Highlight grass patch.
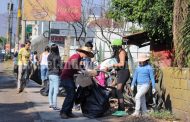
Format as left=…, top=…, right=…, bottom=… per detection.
left=149, top=110, right=176, bottom=121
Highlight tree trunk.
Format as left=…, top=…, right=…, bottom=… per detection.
left=173, top=0, right=189, bottom=67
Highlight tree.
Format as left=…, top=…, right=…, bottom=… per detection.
left=173, top=0, right=190, bottom=67
left=107, top=0, right=174, bottom=48
left=179, top=12, right=190, bottom=67
left=0, top=36, right=6, bottom=48
left=69, top=0, right=128, bottom=61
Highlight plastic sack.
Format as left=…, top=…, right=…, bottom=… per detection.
left=40, top=86, right=49, bottom=96
left=40, top=80, right=49, bottom=96
left=79, top=84, right=111, bottom=118
left=99, top=58, right=118, bottom=70
left=75, top=74, right=93, bottom=87
left=29, top=64, right=42, bottom=85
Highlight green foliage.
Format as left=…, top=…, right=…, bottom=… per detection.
left=128, top=24, right=143, bottom=33
left=108, top=0, right=174, bottom=42
left=177, top=12, right=190, bottom=67
left=0, top=36, right=7, bottom=44
left=150, top=110, right=176, bottom=121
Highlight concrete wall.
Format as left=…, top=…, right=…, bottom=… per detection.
left=162, top=68, right=190, bottom=121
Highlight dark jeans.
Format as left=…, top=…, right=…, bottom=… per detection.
left=60, top=78, right=76, bottom=114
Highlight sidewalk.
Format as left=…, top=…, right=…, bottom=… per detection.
left=0, top=60, right=129, bottom=122
left=25, top=80, right=100, bottom=122
left=0, top=60, right=176, bottom=122
left=1, top=60, right=100, bottom=122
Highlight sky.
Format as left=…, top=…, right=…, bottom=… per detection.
left=0, top=0, right=105, bottom=14
left=0, top=0, right=109, bottom=37
left=0, top=0, right=18, bottom=37
left=0, top=0, right=18, bottom=14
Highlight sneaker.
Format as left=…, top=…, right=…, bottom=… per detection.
left=60, top=112, right=68, bottom=119
left=132, top=112, right=140, bottom=116
left=49, top=105, right=54, bottom=109
left=53, top=107, right=60, bottom=111
left=112, top=111, right=128, bottom=117
left=112, top=111, right=120, bottom=116
left=141, top=112, right=149, bottom=117
left=17, top=89, right=22, bottom=94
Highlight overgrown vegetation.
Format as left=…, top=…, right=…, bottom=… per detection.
left=172, top=0, right=190, bottom=67
left=0, top=36, right=6, bottom=45
left=149, top=110, right=176, bottom=121
left=107, top=0, right=174, bottom=43
left=175, top=8, right=190, bottom=67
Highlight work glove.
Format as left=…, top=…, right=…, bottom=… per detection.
left=152, top=88, right=156, bottom=94
left=131, top=86, right=134, bottom=91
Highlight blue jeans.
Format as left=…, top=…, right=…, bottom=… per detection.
left=60, top=78, right=76, bottom=113
left=48, top=75, right=60, bottom=107
left=41, top=65, right=48, bottom=81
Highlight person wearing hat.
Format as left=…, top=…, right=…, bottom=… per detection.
left=59, top=46, right=94, bottom=119
left=108, top=39, right=130, bottom=116
left=130, top=53, right=156, bottom=116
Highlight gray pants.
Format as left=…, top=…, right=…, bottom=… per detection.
left=135, top=84, right=150, bottom=114
left=17, top=65, right=28, bottom=91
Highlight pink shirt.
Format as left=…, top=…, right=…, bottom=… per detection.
left=61, top=53, right=82, bottom=79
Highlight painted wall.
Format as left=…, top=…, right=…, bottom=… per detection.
left=162, top=68, right=190, bottom=121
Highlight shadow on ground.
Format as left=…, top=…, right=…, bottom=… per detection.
left=0, top=102, right=40, bottom=122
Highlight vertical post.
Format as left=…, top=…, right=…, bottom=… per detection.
left=7, top=3, right=11, bottom=54
left=21, top=20, right=26, bottom=44
left=64, top=23, right=71, bottom=61
left=10, top=3, right=14, bottom=53
left=7, top=2, right=14, bottom=54
left=48, top=21, right=51, bottom=44
left=16, top=0, right=22, bottom=49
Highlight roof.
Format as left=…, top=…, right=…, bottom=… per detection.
left=88, top=18, right=123, bottom=28
left=123, top=32, right=150, bottom=47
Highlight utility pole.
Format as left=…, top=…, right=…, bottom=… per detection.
left=21, top=20, right=26, bottom=44
left=16, top=0, right=22, bottom=50
left=7, top=1, right=14, bottom=54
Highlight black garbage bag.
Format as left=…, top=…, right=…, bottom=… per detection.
left=40, top=80, right=67, bottom=97
left=79, top=84, right=111, bottom=118
left=29, top=64, right=42, bottom=85
left=40, top=86, right=49, bottom=96
left=40, top=80, right=49, bottom=96
left=75, top=86, right=91, bottom=104
left=58, top=87, right=67, bottom=97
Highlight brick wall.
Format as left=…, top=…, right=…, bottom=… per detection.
left=162, top=68, right=190, bottom=121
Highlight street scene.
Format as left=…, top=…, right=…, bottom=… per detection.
left=0, top=0, right=190, bottom=122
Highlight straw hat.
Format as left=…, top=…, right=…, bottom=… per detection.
left=137, top=54, right=149, bottom=62
left=76, top=46, right=94, bottom=58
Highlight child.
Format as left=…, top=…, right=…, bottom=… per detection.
left=32, top=51, right=39, bottom=65
left=131, top=53, right=156, bottom=116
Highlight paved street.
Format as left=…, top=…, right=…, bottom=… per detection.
left=0, top=70, right=40, bottom=121
left=0, top=61, right=127, bottom=122
left=0, top=61, right=99, bottom=122
left=0, top=61, right=170, bottom=122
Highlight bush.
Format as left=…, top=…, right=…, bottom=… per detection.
left=4, top=54, right=12, bottom=61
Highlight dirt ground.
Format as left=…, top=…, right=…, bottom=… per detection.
left=97, top=99, right=179, bottom=122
